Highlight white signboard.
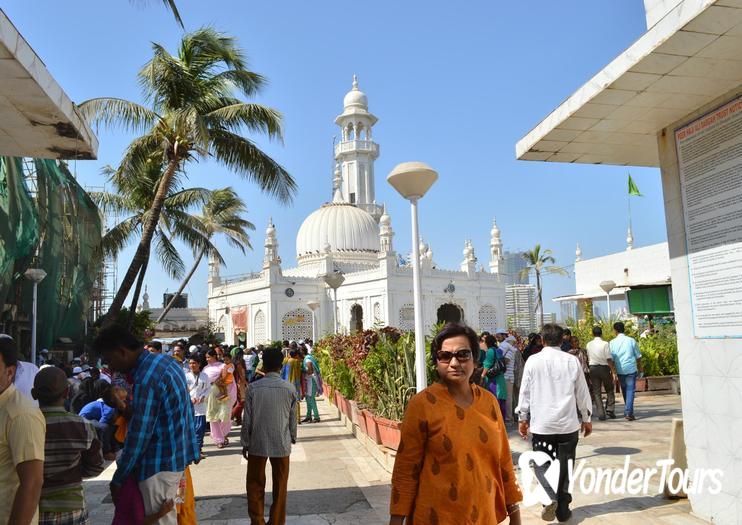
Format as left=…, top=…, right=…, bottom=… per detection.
left=676, top=96, right=742, bottom=338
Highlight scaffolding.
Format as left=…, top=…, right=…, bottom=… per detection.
left=85, top=184, right=117, bottom=322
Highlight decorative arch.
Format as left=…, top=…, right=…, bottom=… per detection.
left=373, top=302, right=382, bottom=325
left=350, top=304, right=364, bottom=333
left=437, top=303, right=463, bottom=325
left=398, top=303, right=415, bottom=331
left=281, top=308, right=312, bottom=341
left=478, top=304, right=497, bottom=333
left=253, top=310, right=266, bottom=344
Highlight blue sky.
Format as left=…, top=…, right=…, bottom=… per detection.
left=4, top=1, right=666, bottom=314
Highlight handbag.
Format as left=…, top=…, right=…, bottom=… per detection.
left=486, top=353, right=507, bottom=379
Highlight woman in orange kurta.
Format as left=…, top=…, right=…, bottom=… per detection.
left=390, top=323, right=523, bottom=525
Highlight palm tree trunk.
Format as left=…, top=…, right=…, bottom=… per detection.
left=104, top=158, right=179, bottom=325
left=157, top=246, right=206, bottom=323
left=127, top=250, right=150, bottom=328
left=536, top=270, right=544, bottom=329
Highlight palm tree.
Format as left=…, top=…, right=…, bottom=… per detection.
left=518, top=245, right=568, bottom=329
left=132, top=0, right=184, bottom=28
left=80, top=28, right=296, bottom=323
left=90, top=163, right=215, bottom=322
left=157, top=188, right=253, bottom=323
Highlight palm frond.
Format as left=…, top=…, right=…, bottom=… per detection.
left=77, top=98, right=159, bottom=133
left=131, top=0, right=184, bottom=28
left=89, top=191, right=136, bottom=216
left=207, top=103, right=283, bottom=141
left=209, top=129, right=296, bottom=204
left=154, top=232, right=186, bottom=279
left=210, top=69, right=266, bottom=98
left=164, top=187, right=212, bottom=211
left=100, top=216, right=141, bottom=257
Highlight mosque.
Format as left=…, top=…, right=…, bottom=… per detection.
left=207, top=77, right=509, bottom=345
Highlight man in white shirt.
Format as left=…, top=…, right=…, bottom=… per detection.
left=586, top=326, right=616, bottom=420
left=517, top=323, right=592, bottom=523
left=495, top=328, right=516, bottom=423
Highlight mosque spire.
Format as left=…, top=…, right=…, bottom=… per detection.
left=489, top=217, right=503, bottom=275
left=263, top=217, right=280, bottom=268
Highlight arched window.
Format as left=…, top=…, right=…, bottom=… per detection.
left=281, top=308, right=312, bottom=341
left=350, top=304, right=364, bottom=333
left=478, top=304, right=497, bottom=333
left=253, top=310, right=266, bottom=344
left=398, top=304, right=415, bottom=331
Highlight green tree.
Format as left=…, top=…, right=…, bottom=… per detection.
left=518, top=244, right=568, bottom=329
left=80, top=28, right=296, bottom=324
left=157, top=188, right=253, bottom=322
left=90, top=163, right=215, bottom=323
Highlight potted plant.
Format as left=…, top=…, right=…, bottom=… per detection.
left=363, top=408, right=382, bottom=444
left=373, top=413, right=402, bottom=450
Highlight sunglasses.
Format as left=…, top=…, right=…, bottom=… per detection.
left=436, top=349, right=473, bottom=363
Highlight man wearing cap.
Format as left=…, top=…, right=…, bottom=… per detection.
left=32, top=367, right=104, bottom=525
left=495, top=328, right=516, bottom=423
left=0, top=334, right=46, bottom=525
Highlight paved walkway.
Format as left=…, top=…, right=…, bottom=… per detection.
left=83, top=394, right=709, bottom=524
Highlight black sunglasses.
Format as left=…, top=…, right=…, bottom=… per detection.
left=436, top=349, right=473, bottom=363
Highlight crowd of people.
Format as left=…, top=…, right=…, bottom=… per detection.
left=0, top=328, right=321, bottom=525
left=0, top=319, right=643, bottom=525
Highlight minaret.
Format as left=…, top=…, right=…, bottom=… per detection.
left=263, top=218, right=281, bottom=269
left=207, top=252, right=220, bottom=295
left=489, top=218, right=503, bottom=274
left=379, top=205, right=394, bottom=255
left=461, top=240, right=477, bottom=275
left=626, top=226, right=634, bottom=250
left=575, top=243, right=582, bottom=262
left=334, top=75, right=381, bottom=220
left=142, top=285, right=150, bottom=310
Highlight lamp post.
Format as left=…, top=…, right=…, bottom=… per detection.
left=600, top=280, right=616, bottom=320
left=322, top=271, right=345, bottom=333
left=24, top=268, right=47, bottom=366
left=306, top=300, right=320, bottom=341
left=387, top=161, right=438, bottom=392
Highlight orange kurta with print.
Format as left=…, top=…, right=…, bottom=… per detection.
left=391, top=382, right=522, bottom=524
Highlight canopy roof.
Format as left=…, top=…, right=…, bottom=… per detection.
left=516, top=0, right=742, bottom=167
left=0, top=10, right=97, bottom=159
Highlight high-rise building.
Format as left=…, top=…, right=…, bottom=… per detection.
left=502, top=251, right=529, bottom=285
left=506, top=284, right=537, bottom=334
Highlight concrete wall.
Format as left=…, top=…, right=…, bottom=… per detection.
left=643, top=0, right=684, bottom=29
left=657, top=85, right=742, bottom=524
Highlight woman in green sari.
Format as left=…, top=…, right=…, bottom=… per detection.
left=480, top=333, right=507, bottom=417
left=301, top=347, right=323, bottom=423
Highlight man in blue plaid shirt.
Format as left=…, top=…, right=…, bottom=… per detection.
left=94, top=325, right=198, bottom=525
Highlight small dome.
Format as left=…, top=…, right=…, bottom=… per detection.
left=343, top=75, right=368, bottom=109
left=296, top=201, right=379, bottom=257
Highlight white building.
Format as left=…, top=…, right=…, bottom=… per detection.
left=505, top=284, right=537, bottom=333
left=208, top=78, right=509, bottom=345
left=555, top=241, right=672, bottom=320
left=518, top=1, right=742, bottom=521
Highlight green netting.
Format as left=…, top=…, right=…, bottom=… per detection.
left=1, top=157, right=102, bottom=350
left=0, top=157, right=39, bottom=309
left=27, top=159, right=102, bottom=349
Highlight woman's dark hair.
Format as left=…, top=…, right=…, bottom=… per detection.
left=541, top=323, right=564, bottom=346
left=430, top=323, right=480, bottom=365
left=206, top=349, right=218, bottom=359
left=481, top=334, right=497, bottom=349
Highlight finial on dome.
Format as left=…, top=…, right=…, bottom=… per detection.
left=352, top=74, right=359, bottom=90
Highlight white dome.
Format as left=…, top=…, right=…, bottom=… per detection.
left=296, top=201, right=379, bottom=257
left=343, top=75, right=368, bottom=109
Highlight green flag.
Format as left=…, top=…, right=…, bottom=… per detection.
left=628, top=174, right=642, bottom=196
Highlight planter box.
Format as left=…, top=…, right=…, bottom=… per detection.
left=373, top=414, right=402, bottom=450
left=363, top=409, right=382, bottom=444
left=348, top=400, right=361, bottom=426
left=323, top=383, right=330, bottom=399
left=355, top=405, right=369, bottom=435
left=646, top=375, right=680, bottom=394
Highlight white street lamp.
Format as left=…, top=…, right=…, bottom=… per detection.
left=600, top=280, right=616, bottom=320
left=306, top=300, right=320, bottom=341
left=24, top=268, right=47, bottom=366
left=387, top=161, right=438, bottom=393
left=322, top=271, right=345, bottom=333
